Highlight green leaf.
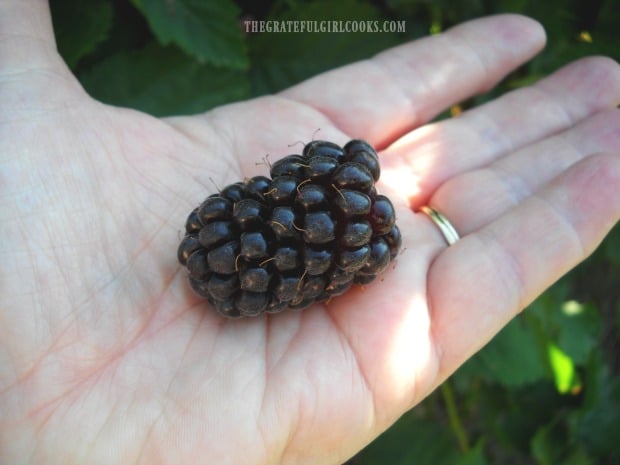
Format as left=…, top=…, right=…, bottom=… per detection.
left=354, top=411, right=461, bottom=465
left=462, top=316, right=549, bottom=387
left=532, top=419, right=591, bottom=465
left=577, top=373, right=620, bottom=461
left=547, top=343, right=579, bottom=394
left=248, top=0, right=402, bottom=95
left=456, top=440, right=488, bottom=465
left=555, top=301, right=600, bottom=365
left=50, top=0, right=114, bottom=69
left=131, top=0, right=248, bottom=69
left=528, top=290, right=601, bottom=367
left=78, top=43, right=249, bottom=116
left=603, top=225, right=620, bottom=267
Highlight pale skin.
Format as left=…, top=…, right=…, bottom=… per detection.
left=1, top=2, right=619, bottom=464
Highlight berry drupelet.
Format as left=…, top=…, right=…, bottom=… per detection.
left=178, top=139, right=402, bottom=318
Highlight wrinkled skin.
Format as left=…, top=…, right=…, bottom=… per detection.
left=1, top=3, right=619, bottom=464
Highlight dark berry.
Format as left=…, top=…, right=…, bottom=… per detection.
left=304, top=156, right=339, bottom=183
left=235, top=291, right=268, bottom=316
left=207, top=241, right=239, bottom=274
left=333, top=189, right=371, bottom=218
left=343, top=139, right=375, bottom=155
left=332, top=163, right=374, bottom=193
left=273, top=246, right=300, bottom=271
left=240, top=231, right=269, bottom=260
left=267, top=176, right=298, bottom=204
left=185, top=208, right=202, bottom=233
left=220, top=182, right=246, bottom=203
left=199, top=221, right=236, bottom=248
left=233, top=198, right=265, bottom=230
left=245, top=176, right=272, bottom=200
left=189, top=276, right=211, bottom=298
left=178, top=234, right=201, bottom=265
left=303, top=140, right=345, bottom=162
left=288, top=296, right=315, bottom=310
left=186, top=249, right=211, bottom=279
left=214, top=298, right=242, bottom=318
left=266, top=297, right=289, bottom=314
left=303, top=211, right=335, bottom=244
left=326, top=267, right=354, bottom=286
left=273, top=273, right=301, bottom=301
left=368, top=195, right=396, bottom=235
left=343, top=139, right=380, bottom=181
left=270, top=154, right=307, bottom=179
left=208, top=273, right=239, bottom=299
left=357, top=237, right=391, bottom=276
left=337, top=245, right=371, bottom=272
left=269, top=206, right=298, bottom=240
left=349, top=151, right=380, bottom=182
left=300, top=275, right=327, bottom=299
left=239, top=267, right=272, bottom=293
left=303, top=247, right=332, bottom=275
left=323, top=280, right=353, bottom=298
left=384, top=225, right=402, bottom=259
left=198, top=196, right=232, bottom=223
left=340, top=220, right=372, bottom=248
left=353, top=274, right=376, bottom=285
left=296, top=184, right=328, bottom=212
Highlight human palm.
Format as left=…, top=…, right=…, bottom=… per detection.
left=2, top=3, right=620, bottom=465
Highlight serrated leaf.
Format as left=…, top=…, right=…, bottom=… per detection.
left=248, top=0, right=402, bottom=95
left=50, top=0, right=114, bottom=69
left=132, top=0, right=248, bottom=69
left=78, top=43, right=249, bottom=116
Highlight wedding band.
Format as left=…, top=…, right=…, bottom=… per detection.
left=419, top=206, right=460, bottom=245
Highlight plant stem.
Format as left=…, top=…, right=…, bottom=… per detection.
left=440, top=380, right=470, bottom=453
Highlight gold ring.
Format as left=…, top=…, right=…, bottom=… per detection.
left=419, top=206, right=460, bottom=246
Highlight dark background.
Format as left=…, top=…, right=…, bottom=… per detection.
left=49, top=1, right=620, bottom=463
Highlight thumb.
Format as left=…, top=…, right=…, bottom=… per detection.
left=0, top=0, right=81, bottom=104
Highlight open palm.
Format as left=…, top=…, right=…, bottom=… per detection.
left=2, top=3, right=620, bottom=464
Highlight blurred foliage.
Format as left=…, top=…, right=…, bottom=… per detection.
left=49, top=0, right=619, bottom=463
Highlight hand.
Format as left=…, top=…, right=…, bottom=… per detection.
left=1, top=2, right=619, bottom=464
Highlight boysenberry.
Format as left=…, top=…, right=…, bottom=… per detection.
left=178, top=139, right=401, bottom=317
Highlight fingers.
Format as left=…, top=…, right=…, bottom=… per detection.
left=429, top=152, right=620, bottom=380
left=381, top=57, right=620, bottom=205
left=0, top=0, right=60, bottom=74
left=431, top=108, right=620, bottom=235
left=281, top=14, right=545, bottom=148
